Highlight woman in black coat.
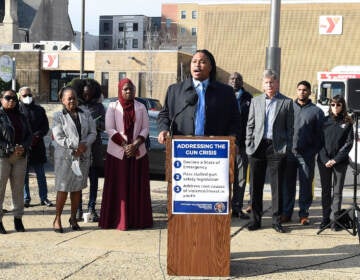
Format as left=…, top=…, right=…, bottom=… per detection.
left=318, top=95, right=354, bottom=230
left=71, top=78, right=105, bottom=221
left=0, top=90, right=32, bottom=234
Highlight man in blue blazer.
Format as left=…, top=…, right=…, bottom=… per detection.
left=157, top=49, right=240, bottom=142
left=246, top=69, right=293, bottom=233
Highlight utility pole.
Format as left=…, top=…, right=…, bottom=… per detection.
left=146, top=19, right=154, bottom=97
left=80, top=0, right=85, bottom=79
left=265, top=0, right=281, bottom=77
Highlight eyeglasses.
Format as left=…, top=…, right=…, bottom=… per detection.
left=22, top=94, right=32, bottom=98
left=331, top=103, right=342, bottom=107
left=3, top=95, right=17, bottom=101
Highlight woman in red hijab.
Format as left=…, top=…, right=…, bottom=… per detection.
left=99, top=78, right=153, bottom=230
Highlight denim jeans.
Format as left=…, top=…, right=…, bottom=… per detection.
left=88, top=166, right=99, bottom=209
left=24, top=163, right=48, bottom=202
left=282, top=154, right=315, bottom=219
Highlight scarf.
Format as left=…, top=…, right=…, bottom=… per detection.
left=118, top=78, right=135, bottom=141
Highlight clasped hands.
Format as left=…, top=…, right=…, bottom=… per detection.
left=325, top=159, right=336, bottom=168
left=14, top=144, right=24, bottom=157
left=73, top=143, right=87, bottom=157
left=122, top=139, right=141, bottom=158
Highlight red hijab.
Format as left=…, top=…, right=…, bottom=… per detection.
left=118, top=78, right=135, bottom=140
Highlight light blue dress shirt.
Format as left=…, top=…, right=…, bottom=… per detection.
left=263, top=92, right=278, bottom=140
left=193, top=78, right=209, bottom=136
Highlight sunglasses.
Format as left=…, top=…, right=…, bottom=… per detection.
left=22, top=94, right=32, bottom=98
left=331, top=103, right=342, bottom=107
left=3, top=95, right=17, bottom=101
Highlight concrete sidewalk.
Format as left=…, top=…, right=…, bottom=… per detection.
left=1, top=172, right=360, bottom=279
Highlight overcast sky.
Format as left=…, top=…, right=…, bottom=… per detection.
left=68, top=0, right=210, bottom=35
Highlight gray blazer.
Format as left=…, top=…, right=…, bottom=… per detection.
left=246, top=92, right=293, bottom=155
left=52, top=108, right=97, bottom=192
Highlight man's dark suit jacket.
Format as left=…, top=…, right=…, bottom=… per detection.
left=157, top=78, right=241, bottom=140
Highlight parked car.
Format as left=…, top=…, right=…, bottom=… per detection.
left=48, top=99, right=165, bottom=178
left=102, top=97, right=162, bottom=111
left=136, top=97, right=162, bottom=111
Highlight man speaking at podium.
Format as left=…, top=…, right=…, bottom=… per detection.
left=157, top=49, right=240, bottom=142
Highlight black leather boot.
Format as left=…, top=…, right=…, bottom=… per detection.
left=0, top=222, right=7, bottom=234
left=14, top=217, right=25, bottom=232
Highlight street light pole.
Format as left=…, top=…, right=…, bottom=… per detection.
left=80, top=0, right=85, bottom=79
left=265, top=0, right=281, bottom=77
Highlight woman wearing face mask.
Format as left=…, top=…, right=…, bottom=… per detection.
left=318, top=95, right=354, bottom=231
left=18, top=86, right=53, bottom=208
left=0, top=89, right=32, bottom=234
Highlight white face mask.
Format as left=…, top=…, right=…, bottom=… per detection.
left=22, top=96, right=32, bottom=104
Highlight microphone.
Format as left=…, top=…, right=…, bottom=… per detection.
left=169, top=93, right=198, bottom=137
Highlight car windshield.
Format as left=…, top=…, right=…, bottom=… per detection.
left=319, top=82, right=345, bottom=105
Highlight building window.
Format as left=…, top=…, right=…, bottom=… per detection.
left=166, top=18, right=171, bottom=28
left=181, top=10, right=186, bottom=19
left=104, top=22, right=110, bottom=32
left=102, top=22, right=112, bottom=34
left=133, top=22, right=138, bottom=31
left=191, top=27, right=197, bottom=36
left=118, top=39, right=124, bottom=49
left=50, top=72, right=93, bottom=101
left=103, top=38, right=110, bottom=49
left=180, top=27, right=186, bottom=34
left=101, top=72, right=109, bottom=98
left=119, top=72, right=126, bottom=81
left=192, top=11, right=197, bottom=19
left=132, top=39, right=138, bottom=48
left=119, top=22, right=124, bottom=32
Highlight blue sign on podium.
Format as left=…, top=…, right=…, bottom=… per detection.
left=171, top=139, right=230, bottom=214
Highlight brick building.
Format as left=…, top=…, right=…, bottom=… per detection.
left=196, top=0, right=360, bottom=98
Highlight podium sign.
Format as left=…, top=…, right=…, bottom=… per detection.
left=167, top=136, right=234, bottom=277
left=172, top=139, right=229, bottom=214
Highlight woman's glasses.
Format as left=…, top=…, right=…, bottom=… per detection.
left=3, top=95, right=17, bottom=101
left=22, top=94, right=32, bottom=98
left=331, top=103, right=342, bottom=107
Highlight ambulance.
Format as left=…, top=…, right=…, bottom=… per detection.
left=316, top=65, right=360, bottom=115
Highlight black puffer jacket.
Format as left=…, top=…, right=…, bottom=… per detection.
left=19, top=102, right=49, bottom=164
left=0, top=107, right=32, bottom=158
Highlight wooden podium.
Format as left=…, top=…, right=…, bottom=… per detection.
left=166, top=136, right=235, bottom=276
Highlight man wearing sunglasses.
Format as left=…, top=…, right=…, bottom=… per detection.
left=19, top=87, right=53, bottom=208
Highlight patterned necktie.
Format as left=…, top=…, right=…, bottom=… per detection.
left=195, top=82, right=205, bottom=136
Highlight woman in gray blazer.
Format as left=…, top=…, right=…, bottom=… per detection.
left=52, top=86, right=96, bottom=233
